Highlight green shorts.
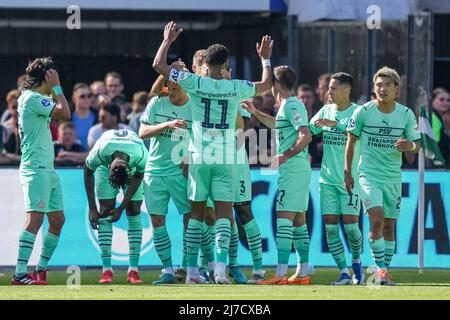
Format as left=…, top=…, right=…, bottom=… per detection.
left=234, top=164, right=252, bottom=203
left=320, top=183, right=361, bottom=216
left=359, top=176, right=401, bottom=219
left=95, top=166, right=144, bottom=201
left=19, top=169, right=64, bottom=213
left=276, top=168, right=311, bottom=213
left=144, top=173, right=191, bottom=215
left=188, top=163, right=236, bottom=202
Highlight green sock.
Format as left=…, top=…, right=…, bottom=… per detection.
left=37, top=232, right=60, bottom=271
left=344, top=223, right=362, bottom=260
left=15, top=230, right=36, bottom=276
left=182, top=230, right=187, bottom=269
left=215, top=218, right=231, bottom=264
left=325, top=224, right=346, bottom=270
left=369, top=237, right=386, bottom=269
left=276, top=218, right=293, bottom=265
left=293, top=224, right=310, bottom=264
left=200, top=222, right=214, bottom=268
left=153, top=225, right=172, bottom=269
left=228, top=222, right=239, bottom=267
left=186, top=219, right=203, bottom=267
left=98, top=218, right=113, bottom=270
left=127, top=215, right=142, bottom=270
left=384, top=240, right=396, bottom=268
left=242, top=219, right=263, bottom=272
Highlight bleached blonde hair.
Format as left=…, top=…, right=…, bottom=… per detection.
left=373, top=66, right=400, bottom=86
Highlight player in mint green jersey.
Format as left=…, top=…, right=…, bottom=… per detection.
left=140, top=75, right=212, bottom=284
left=84, top=129, right=148, bottom=284
left=345, top=66, right=421, bottom=285
left=242, top=66, right=312, bottom=285
left=12, top=57, right=71, bottom=285
left=153, top=21, right=273, bottom=284
left=309, top=72, right=364, bottom=285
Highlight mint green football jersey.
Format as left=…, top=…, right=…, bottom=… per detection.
left=85, top=129, right=148, bottom=173
left=168, top=68, right=256, bottom=163
left=140, top=96, right=192, bottom=176
left=309, top=103, right=360, bottom=185
left=275, top=96, right=310, bottom=171
left=18, top=90, right=57, bottom=171
left=347, top=100, right=421, bottom=183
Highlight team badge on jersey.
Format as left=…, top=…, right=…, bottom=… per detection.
left=41, top=99, right=51, bottom=107
left=169, top=68, right=188, bottom=83
left=348, top=118, right=355, bottom=128
left=38, top=201, right=46, bottom=209
left=294, top=113, right=302, bottom=123
left=244, top=80, right=254, bottom=87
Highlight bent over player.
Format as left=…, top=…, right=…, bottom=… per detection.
left=84, top=129, right=148, bottom=284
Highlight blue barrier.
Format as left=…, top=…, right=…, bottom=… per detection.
left=47, top=168, right=450, bottom=268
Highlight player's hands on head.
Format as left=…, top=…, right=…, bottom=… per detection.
left=314, top=118, right=337, bottom=128
left=164, top=21, right=183, bottom=42
left=344, top=171, right=354, bottom=194
left=240, top=99, right=257, bottom=114
left=45, top=69, right=61, bottom=88
left=89, top=208, right=100, bottom=230
left=256, top=35, right=274, bottom=60
left=395, top=138, right=413, bottom=152
left=167, top=119, right=188, bottom=129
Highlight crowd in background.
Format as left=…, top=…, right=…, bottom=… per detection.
left=1, top=71, right=450, bottom=167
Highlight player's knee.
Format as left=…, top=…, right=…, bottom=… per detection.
left=49, top=215, right=65, bottom=230
left=150, top=215, right=165, bottom=228
left=234, top=202, right=253, bottom=224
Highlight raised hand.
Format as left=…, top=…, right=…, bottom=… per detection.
left=256, top=35, right=274, bottom=60
left=45, top=69, right=61, bottom=88
left=240, top=99, right=257, bottom=114
left=164, top=21, right=183, bottom=43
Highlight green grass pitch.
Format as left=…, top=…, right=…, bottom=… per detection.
left=0, top=268, right=449, bottom=300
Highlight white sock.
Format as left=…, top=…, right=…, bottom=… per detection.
left=253, top=269, right=265, bottom=276
left=352, top=258, right=361, bottom=264
left=103, top=267, right=113, bottom=273
left=276, top=264, right=288, bottom=277
left=187, top=267, right=199, bottom=277
left=128, top=267, right=138, bottom=273
left=162, top=267, right=175, bottom=275
left=299, top=263, right=309, bottom=277
left=341, top=267, right=350, bottom=275
left=215, top=262, right=226, bottom=275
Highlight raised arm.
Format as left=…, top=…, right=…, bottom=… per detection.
left=253, top=35, right=274, bottom=95
left=46, top=69, right=71, bottom=121
left=153, top=21, right=183, bottom=79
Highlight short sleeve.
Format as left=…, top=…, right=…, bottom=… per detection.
left=309, top=106, right=325, bottom=135
left=405, top=109, right=421, bottom=141
left=168, top=68, right=198, bottom=92
left=85, top=140, right=103, bottom=171
left=285, top=101, right=308, bottom=131
left=236, top=80, right=256, bottom=99
left=135, top=144, right=148, bottom=173
left=140, top=97, right=158, bottom=125
left=347, top=106, right=364, bottom=137
left=29, top=95, right=56, bottom=117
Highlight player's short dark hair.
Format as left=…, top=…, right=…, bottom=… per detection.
left=273, top=66, right=296, bottom=91
left=109, top=159, right=132, bottom=189
left=23, top=57, right=57, bottom=90
left=330, top=72, right=354, bottom=89
left=101, top=103, right=121, bottom=121
left=205, top=44, right=229, bottom=66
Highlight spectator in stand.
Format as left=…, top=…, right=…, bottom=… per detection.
left=431, top=87, right=450, bottom=164
left=90, top=80, right=110, bottom=112
left=71, top=83, right=97, bottom=150
left=297, top=83, right=321, bottom=119
left=1, top=89, right=20, bottom=127
left=127, top=91, right=148, bottom=132
left=16, top=74, right=27, bottom=91
left=2, top=92, right=21, bottom=163
left=54, top=121, right=87, bottom=165
left=87, top=103, right=132, bottom=149
left=317, top=73, right=331, bottom=105
left=105, top=72, right=130, bottom=123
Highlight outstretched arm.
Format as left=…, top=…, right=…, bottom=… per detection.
left=241, top=99, right=275, bottom=129
left=153, top=21, right=183, bottom=78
